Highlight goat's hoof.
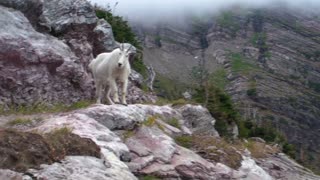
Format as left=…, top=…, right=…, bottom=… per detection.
left=122, top=103, right=128, bottom=106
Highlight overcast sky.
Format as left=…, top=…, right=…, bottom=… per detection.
left=89, top=0, right=320, bottom=22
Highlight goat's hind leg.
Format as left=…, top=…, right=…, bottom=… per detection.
left=105, top=85, right=114, bottom=105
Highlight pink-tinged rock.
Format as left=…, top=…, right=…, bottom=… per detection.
left=0, top=169, right=24, bottom=180
left=257, top=153, right=320, bottom=180
left=27, top=156, right=137, bottom=180
left=126, top=126, right=176, bottom=163
left=0, top=5, right=93, bottom=107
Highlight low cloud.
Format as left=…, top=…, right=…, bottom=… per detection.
left=89, top=0, right=320, bottom=23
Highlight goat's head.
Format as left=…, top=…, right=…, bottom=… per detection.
left=117, top=44, right=132, bottom=68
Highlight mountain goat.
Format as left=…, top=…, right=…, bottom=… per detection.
left=89, top=44, right=134, bottom=105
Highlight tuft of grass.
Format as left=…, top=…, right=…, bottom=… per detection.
left=0, top=100, right=93, bottom=115
left=167, top=118, right=181, bottom=129
left=171, top=99, right=188, bottom=107
left=192, top=136, right=245, bottom=169
left=6, top=118, right=32, bottom=126
left=143, top=116, right=157, bottom=127
left=245, top=140, right=280, bottom=159
left=50, top=127, right=72, bottom=136
left=139, top=175, right=161, bottom=180
left=174, top=135, right=193, bottom=148
left=123, top=130, right=135, bottom=140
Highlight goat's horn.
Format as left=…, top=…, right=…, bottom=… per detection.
left=126, top=45, right=133, bottom=53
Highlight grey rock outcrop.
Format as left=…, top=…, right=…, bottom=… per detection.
left=39, top=0, right=97, bottom=33
left=0, top=0, right=153, bottom=108
left=0, top=5, right=92, bottom=107
left=93, top=19, right=117, bottom=53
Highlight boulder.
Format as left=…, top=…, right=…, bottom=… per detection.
left=177, top=104, right=219, bottom=137
left=39, top=0, right=97, bottom=33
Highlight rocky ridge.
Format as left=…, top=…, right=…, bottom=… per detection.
left=1, top=103, right=319, bottom=180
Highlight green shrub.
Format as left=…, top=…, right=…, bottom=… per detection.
left=283, top=142, right=296, bottom=159
left=247, top=88, right=257, bottom=96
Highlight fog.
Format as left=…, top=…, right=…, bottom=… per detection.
left=89, top=0, right=320, bottom=23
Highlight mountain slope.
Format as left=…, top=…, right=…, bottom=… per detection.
left=133, top=7, right=320, bottom=173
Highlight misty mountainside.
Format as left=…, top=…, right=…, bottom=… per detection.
left=132, top=7, right=320, bottom=173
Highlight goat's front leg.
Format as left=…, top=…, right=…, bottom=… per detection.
left=120, top=79, right=128, bottom=105
left=96, top=82, right=103, bottom=104
left=110, top=80, right=120, bottom=104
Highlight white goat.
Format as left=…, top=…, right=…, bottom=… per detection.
left=89, top=44, right=133, bottom=105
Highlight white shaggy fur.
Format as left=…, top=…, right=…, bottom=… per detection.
left=89, top=45, right=132, bottom=105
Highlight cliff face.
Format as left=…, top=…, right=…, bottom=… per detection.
left=0, top=0, right=155, bottom=108
left=133, top=7, right=320, bottom=172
